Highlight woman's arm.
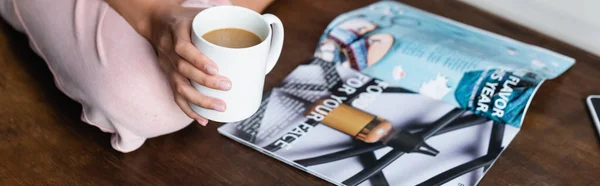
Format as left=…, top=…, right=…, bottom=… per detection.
left=104, top=0, right=276, bottom=39
left=104, top=0, right=181, bottom=39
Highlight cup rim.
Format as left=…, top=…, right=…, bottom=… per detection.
left=191, top=5, right=271, bottom=51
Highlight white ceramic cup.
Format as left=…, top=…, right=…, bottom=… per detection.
left=190, top=6, right=284, bottom=122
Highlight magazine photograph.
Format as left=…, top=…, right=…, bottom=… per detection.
left=219, top=59, right=519, bottom=186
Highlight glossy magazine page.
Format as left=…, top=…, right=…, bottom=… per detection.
left=219, top=58, right=520, bottom=186
left=313, top=1, right=574, bottom=128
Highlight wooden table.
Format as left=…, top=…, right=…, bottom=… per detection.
left=1, top=0, right=599, bottom=185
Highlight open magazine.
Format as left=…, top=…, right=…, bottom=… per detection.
left=218, top=1, right=575, bottom=186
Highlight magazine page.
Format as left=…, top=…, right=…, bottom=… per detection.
left=313, top=1, right=575, bottom=128
left=219, top=58, right=519, bottom=186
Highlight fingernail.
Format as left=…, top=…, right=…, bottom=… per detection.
left=205, top=66, right=218, bottom=75
left=212, top=103, right=226, bottom=112
left=218, top=81, right=232, bottom=90
left=197, top=119, right=208, bottom=126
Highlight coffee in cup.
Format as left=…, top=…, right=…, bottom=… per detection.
left=202, top=28, right=262, bottom=48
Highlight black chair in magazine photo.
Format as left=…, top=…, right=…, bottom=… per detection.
left=276, top=59, right=507, bottom=186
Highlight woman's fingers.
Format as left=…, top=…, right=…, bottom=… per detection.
left=172, top=20, right=219, bottom=76
left=170, top=20, right=231, bottom=91
left=159, top=55, right=222, bottom=126
left=171, top=71, right=227, bottom=113
left=174, top=58, right=231, bottom=91
left=159, top=56, right=208, bottom=125
left=174, top=94, right=208, bottom=126
left=175, top=42, right=219, bottom=75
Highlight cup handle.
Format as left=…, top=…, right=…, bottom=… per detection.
left=261, top=14, right=284, bottom=75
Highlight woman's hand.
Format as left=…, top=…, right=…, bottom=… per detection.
left=104, top=0, right=278, bottom=125
left=146, top=4, right=231, bottom=125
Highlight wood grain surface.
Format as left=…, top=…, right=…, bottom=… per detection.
left=1, top=0, right=599, bottom=185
